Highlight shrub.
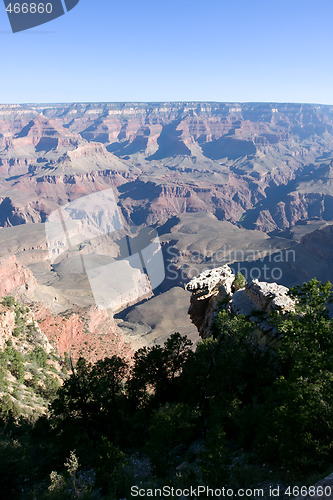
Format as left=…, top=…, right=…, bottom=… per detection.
left=232, top=272, right=247, bottom=291
left=30, top=347, right=48, bottom=369
left=40, top=375, right=60, bottom=400
left=9, top=358, right=25, bottom=382
left=2, top=296, right=15, bottom=308
left=12, top=327, right=21, bottom=338
left=199, top=426, right=230, bottom=486
left=95, top=437, right=126, bottom=496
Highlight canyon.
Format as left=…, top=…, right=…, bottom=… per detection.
left=0, top=102, right=333, bottom=359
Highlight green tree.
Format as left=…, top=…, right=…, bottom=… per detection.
left=51, top=357, right=97, bottom=444
left=289, top=278, right=332, bottom=320
left=90, top=356, right=128, bottom=440
left=164, top=332, right=193, bottom=384
left=91, top=356, right=128, bottom=409
left=146, top=403, right=199, bottom=476
left=257, top=279, right=333, bottom=471
left=127, top=333, right=193, bottom=408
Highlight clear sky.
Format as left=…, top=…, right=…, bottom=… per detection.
left=1, top=0, right=333, bottom=104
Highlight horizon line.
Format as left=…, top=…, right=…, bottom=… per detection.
left=1, top=100, right=333, bottom=107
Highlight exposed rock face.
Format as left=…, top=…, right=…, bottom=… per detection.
left=2, top=102, right=333, bottom=232
left=231, top=280, right=295, bottom=316
left=0, top=253, right=135, bottom=362
left=0, top=255, right=36, bottom=297
left=186, top=265, right=234, bottom=297
left=186, top=266, right=234, bottom=337
left=0, top=302, right=53, bottom=353
left=300, top=224, right=333, bottom=260
left=0, top=165, right=134, bottom=227
left=33, top=305, right=134, bottom=363
left=186, top=265, right=295, bottom=338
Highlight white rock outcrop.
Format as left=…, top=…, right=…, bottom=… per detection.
left=186, top=265, right=295, bottom=338
left=185, top=265, right=235, bottom=337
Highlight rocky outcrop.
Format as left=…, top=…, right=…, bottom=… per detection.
left=33, top=305, right=134, bottom=363
left=0, top=255, right=36, bottom=297
left=231, top=279, right=295, bottom=315
left=186, top=265, right=295, bottom=338
left=0, top=302, right=53, bottom=353
left=230, top=279, right=295, bottom=332
left=186, top=266, right=234, bottom=338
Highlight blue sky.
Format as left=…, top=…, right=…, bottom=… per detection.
left=1, top=0, right=333, bottom=104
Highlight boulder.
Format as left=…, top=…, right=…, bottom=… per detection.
left=230, top=279, right=295, bottom=316
left=186, top=266, right=295, bottom=338
left=185, top=265, right=235, bottom=338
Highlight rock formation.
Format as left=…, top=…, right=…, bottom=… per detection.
left=1, top=102, right=333, bottom=232
left=0, top=301, right=52, bottom=353
left=186, top=266, right=234, bottom=338
left=0, top=255, right=36, bottom=297
left=186, top=265, right=295, bottom=338
left=33, top=305, right=134, bottom=363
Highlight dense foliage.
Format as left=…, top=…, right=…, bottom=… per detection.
left=1, top=279, right=333, bottom=498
